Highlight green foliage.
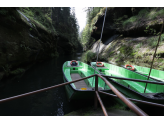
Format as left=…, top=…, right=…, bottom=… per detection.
left=18, top=7, right=79, bottom=52
left=20, top=7, right=52, bottom=30
left=81, top=24, right=92, bottom=47
left=10, top=68, right=25, bottom=75
left=119, top=45, right=134, bottom=57
left=122, top=16, right=138, bottom=27
left=144, top=25, right=159, bottom=35
left=108, top=51, right=115, bottom=57
left=136, top=42, right=143, bottom=48
left=122, top=8, right=164, bottom=28
left=0, top=8, right=8, bottom=15
left=2, top=64, right=11, bottom=76
left=147, top=8, right=164, bottom=20
left=81, top=7, right=105, bottom=50
left=144, top=23, right=164, bottom=48
left=86, top=50, right=96, bottom=62
left=146, top=37, right=158, bottom=48
left=81, top=50, right=96, bottom=63
left=114, top=15, right=128, bottom=27
left=161, top=34, right=164, bottom=41
left=51, top=51, right=59, bottom=58
left=123, top=8, right=149, bottom=27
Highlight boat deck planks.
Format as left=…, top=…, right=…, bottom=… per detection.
left=71, top=73, right=103, bottom=90
left=71, top=73, right=88, bottom=89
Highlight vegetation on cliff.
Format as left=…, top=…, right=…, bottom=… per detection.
left=0, top=7, right=79, bottom=80
left=81, top=7, right=164, bottom=71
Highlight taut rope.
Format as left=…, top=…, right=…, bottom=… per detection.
left=92, top=7, right=107, bottom=86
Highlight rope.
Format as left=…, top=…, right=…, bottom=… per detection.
left=144, top=19, right=164, bottom=93
left=92, top=7, right=108, bottom=86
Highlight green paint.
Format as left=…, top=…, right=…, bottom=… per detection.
left=134, top=65, right=164, bottom=82
left=91, top=62, right=164, bottom=93
left=63, top=61, right=111, bottom=100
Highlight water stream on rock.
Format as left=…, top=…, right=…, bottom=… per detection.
left=91, top=34, right=119, bottom=53
left=17, top=10, right=37, bottom=40
left=17, top=10, right=33, bottom=27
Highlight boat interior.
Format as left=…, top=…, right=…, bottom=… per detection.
left=63, top=61, right=110, bottom=90
left=91, top=62, right=164, bottom=94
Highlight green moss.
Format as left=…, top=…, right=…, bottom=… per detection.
left=122, top=8, right=164, bottom=28
left=108, top=51, right=115, bottom=57
left=81, top=50, right=96, bottom=63
left=0, top=9, right=8, bottom=15
left=51, top=51, right=59, bottom=58
left=146, top=36, right=158, bottom=48
left=119, top=45, right=135, bottom=58
left=10, top=68, right=25, bottom=75
left=136, top=42, right=143, bottom=48
left=2, top=64, right=11, bottom=76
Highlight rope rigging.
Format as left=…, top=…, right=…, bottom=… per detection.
left=92, top=7, right=107, bottom=86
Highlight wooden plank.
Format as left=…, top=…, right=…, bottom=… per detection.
left=71, top=73, right=103, bottom=90
left=71, top=73, right=88, bottom=89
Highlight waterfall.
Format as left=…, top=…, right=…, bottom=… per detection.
left=91, top=34, right=119, bottom=53
left=17, top=10, right=33, bottom=28
left=17, top=9, right=39, bottom=40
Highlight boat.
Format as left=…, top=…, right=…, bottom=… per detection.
left=91, top=62, right=164, bottom=104
left=62, top=60, right=112, bottom=101
left=122, top=65, right=164, bottom=82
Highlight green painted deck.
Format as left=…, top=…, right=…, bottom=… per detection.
left=63, top=61, right=112, bottom=100
left=91, top=62, right=164, bottom=94
left=63, top=61, right=111, bottom=90
left=133, top=65, right=164, bottom=82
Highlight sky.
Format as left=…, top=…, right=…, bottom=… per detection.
left=74, top=7, right=87, bottom=33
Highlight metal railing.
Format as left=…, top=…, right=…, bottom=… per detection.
left=95, top=75, right=148, bottom=116
left=0, top=74, right=157, bottom=116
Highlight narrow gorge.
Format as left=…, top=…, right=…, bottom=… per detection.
left=0, top=7, right=81, bottom=81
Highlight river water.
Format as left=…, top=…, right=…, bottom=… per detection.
left=1, top=52, right=162, bottom=116
left=0, top=53, right=82, bottom=116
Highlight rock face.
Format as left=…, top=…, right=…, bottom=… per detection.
left=82, top=7, right=164, bottom=70
left=91, top=7, right=132, bottom=40
left=91, top=7, right=164, bottom=40
left=0, top=7, right=79, bottom=80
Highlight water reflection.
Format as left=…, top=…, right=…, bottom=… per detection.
left=0, top=53, right=81, bottom=116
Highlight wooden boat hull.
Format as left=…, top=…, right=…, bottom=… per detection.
left=62, top=61, right=112, bottom=101
left=91, top=62, right=164, bottom=104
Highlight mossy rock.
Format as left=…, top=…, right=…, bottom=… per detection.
left=10, top=68, right=25, bottom=75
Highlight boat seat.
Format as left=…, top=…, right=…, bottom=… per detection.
left=83, top=87, right=103, bottom=90
left=110, top=74, right=152, bottom=93
left=136, top=71, right=149, bottom=76
left=81, top=71, right=97, bottom=85
left=150, top=76, right=164, bottom=82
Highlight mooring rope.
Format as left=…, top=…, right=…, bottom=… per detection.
left=92, top=7, right=108, bottom=86
left=144, top=19, right=164, bottom=93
